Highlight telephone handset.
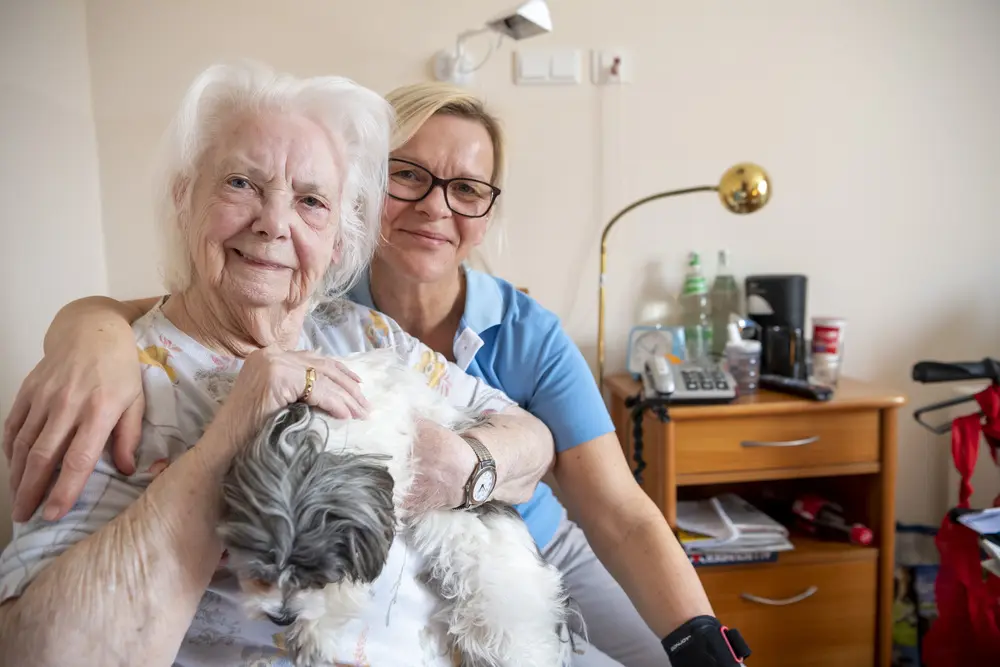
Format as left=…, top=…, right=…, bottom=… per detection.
left=642, top=356, right=676, bottom=397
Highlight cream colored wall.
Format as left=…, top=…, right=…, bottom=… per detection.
left=0, top=0, right=996, bottom=544
left=85, top=0, right=1000, bottom=526
left=0, top=0, right=108, bottom=544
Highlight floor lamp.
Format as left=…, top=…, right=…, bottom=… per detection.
left=597, top=163, right=773, bottom=389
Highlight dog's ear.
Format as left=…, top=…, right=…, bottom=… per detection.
left=267, top=402, right=327, bottom=457
left=219, top=402, right=395, bottom=590
left=290, top=452, right=396, bottom=587
left=218, top=403, right=342, bottom=577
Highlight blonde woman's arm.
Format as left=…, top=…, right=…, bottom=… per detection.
left=505, top=315, right=714, bottom=639
left=340, top=306, right=555, bottom=514
left=553, top=434, right=715, bottom=638
left=4, top=295, right=159, bottom=521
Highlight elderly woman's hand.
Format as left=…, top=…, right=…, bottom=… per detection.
left=402, top=419, right=478, bottom=513
left=211, top=346, right=371, bottom=451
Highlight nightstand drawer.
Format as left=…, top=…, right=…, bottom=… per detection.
left=700, top=558, right=878, bottom=667
left=674, top=409, right=880, bottom=475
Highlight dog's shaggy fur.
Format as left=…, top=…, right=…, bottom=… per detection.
left=218, top=348, right=574, bottom=666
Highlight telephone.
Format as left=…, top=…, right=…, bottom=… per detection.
left=642, top=356, right=737, bottom=405
left=627, top=324, right=736, bottom=405
left=627, top=356, right=736, bottom=484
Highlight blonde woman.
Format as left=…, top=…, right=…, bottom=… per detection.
left=6, top=82, right=723, bottom=666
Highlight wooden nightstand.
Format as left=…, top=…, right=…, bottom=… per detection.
left=604, top=374, right=906, bottom=667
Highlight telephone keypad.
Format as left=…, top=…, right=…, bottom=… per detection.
left=672, top=364, right=737, bottom=404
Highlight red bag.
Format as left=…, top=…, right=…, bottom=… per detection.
left=922, top=385, right=1000, bottom=666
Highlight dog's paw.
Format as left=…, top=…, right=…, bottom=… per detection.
left=284, top=623, right=333, bottom=667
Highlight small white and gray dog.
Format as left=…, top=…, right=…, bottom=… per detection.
left=217, top=348, right=575, bottom=667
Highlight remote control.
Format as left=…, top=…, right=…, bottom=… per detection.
left=759, top=374, right=834, bottom=401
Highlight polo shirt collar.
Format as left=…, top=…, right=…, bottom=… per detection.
left=459, top=263, right=504, bottom=335
left=348, top=264, right=504, bottom=370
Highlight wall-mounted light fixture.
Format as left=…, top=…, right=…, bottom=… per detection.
left=433, top=0, right=553, bottom=85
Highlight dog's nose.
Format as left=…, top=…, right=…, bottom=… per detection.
left=266, top=611, right=296, bottom=627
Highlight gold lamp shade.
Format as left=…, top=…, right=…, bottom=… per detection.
left=717, top=162, right=771, bottom=214
left=596, top=162, right=772, bottom=389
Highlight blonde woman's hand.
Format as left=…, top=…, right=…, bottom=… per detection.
left=4, top=338, right=144, bottom=522
left=210, top=347, right=371, bottom=455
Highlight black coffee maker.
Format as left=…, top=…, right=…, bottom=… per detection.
left=744, top=274, right=808, bottom=380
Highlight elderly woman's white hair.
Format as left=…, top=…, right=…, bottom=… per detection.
left=154, top=61, right=393, bottom=300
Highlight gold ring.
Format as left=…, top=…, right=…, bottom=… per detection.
left=302, top=367, right=316, bottom=402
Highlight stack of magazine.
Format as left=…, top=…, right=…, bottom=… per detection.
left=676, top=493, right=795, bottom=567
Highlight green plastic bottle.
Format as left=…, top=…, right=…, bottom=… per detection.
left=679, top=251, right=713, bottom=362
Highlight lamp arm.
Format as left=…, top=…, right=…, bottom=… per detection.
left=443, top=27, right=498, bottom=78
left=597, top=185, right=717, bottom=389
left=599, top=186, right=717, bottom=250
left=454, top=27, right=491, bottom=56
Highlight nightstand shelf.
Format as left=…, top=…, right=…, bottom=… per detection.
left=676, top=461, right=882, bottom=486
left=604, top=374, right=905, bottom=667
left=707, top=533, right=879, bottom=570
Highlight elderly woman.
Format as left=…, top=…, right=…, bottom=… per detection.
left=4, top=85, right=725, bottom=665
left=0, top=64, right=558, bottom=667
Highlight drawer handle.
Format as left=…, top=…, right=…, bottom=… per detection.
left=740, top=435, right=820, bottom=448
left=740, top=586, right=818, bottom=606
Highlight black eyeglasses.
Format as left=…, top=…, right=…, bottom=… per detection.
left=387, top=158, right=501, bottom=219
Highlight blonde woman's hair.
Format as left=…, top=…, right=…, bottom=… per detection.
left=384, top=82, right=506, bottom=191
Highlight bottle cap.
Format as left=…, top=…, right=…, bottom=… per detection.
left=727, top=322, right=742, bottom=345
left=725, top=322, right=761, bottom=353
left=850, top=525, right=874, bottom=546
left=717, top=249, right=730, bottom=269
left=681, top=252, right=708, bottom=296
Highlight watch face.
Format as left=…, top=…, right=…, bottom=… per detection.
left=472, top=469, right=497, bottom=503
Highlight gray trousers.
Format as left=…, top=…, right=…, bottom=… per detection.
left=542, top=512, right=670, bottom=667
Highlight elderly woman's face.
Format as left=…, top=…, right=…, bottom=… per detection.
left=380, top=114, right=493, bottom=283
left=185, top=111, right=342, bottom=309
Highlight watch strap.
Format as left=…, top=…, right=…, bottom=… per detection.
left=458, top=434, right=496, bottom=509
left=463, top=434, right=494, bottom=465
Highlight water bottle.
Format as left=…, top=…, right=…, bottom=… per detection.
left=679, top=252, right=712, bottom=363
left=709, top=250, right=743, bottom=358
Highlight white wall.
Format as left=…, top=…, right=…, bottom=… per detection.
left=83, top=0, right=1000, bottom=526
left=0, top=0, right=108, bottom=544
left=0, top=1, right=996, bottom=542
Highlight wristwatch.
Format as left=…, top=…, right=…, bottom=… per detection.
left=458, top=434, right=497, bottom=509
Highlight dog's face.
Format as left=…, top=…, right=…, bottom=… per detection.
left=218, top=402, right=396, bottom=626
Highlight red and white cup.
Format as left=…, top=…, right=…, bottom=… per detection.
left=810, top=317, right=846, bottom=386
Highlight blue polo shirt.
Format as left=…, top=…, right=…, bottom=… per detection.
left=347, top=266, right=616, bottom=548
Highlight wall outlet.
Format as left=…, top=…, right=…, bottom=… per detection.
left=591, top=49, right=633, bottom=84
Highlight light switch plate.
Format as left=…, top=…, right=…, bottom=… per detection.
left=549, top=49, right=582, bottom=83
left=514, top=48, right=582, bottom=85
